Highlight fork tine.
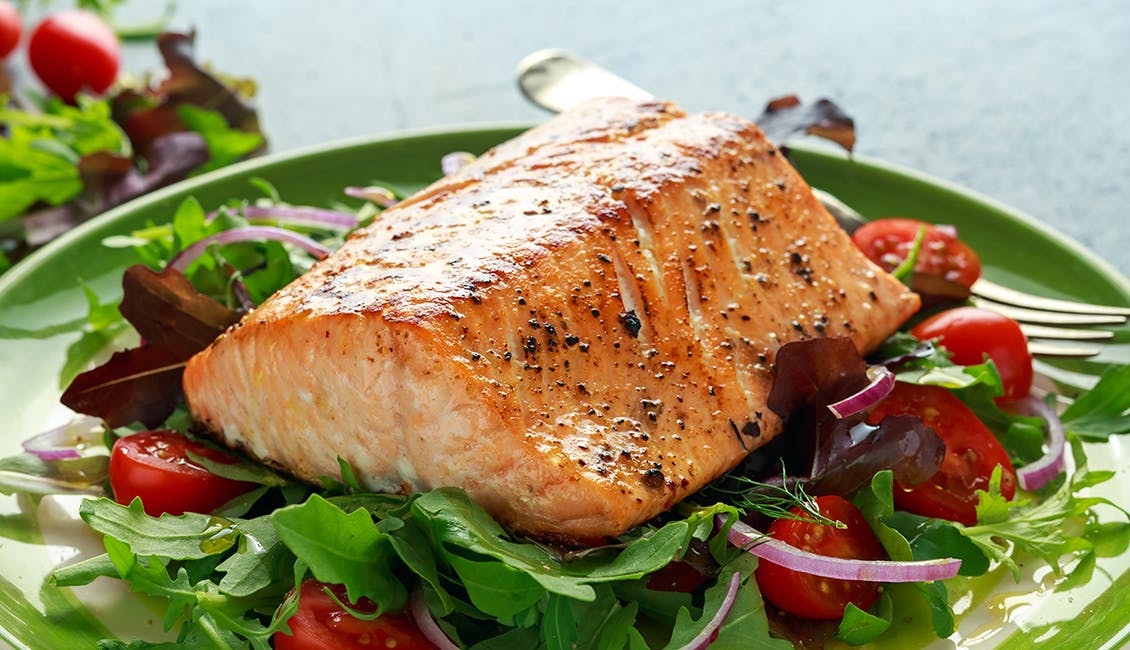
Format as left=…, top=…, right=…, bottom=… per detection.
left=1019, top=323, right=1115, bottom=341
left=1027, top=341, right=1103, bottom=358
left=972, top=298, right=1127, bottom=326
left=972, top=279, right=1130, bottom=317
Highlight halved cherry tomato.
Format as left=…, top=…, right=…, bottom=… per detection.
left=273, top=581, right=434, bottom=650
left=868, top=383, right=1016, bottom=526
left=912, top=306, right=1033, bottom=401
left=0, top=1, right=20, bottom=60
left=109, top=430, right=255, bottom=516
left=27, top=9, right=120, bottom=102
left=754, top=495, right=886, bottom=620
left=852, top=218, right=982, bottom=288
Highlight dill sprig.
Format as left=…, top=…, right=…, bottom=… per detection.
left=705, top=471, right=845, bottom=529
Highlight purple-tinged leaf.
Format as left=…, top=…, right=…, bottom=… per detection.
left=61, top=265, right=240, bottom=427
left=761, top=338, right=944, bottom=498
left=754, top=95, right=856, bottom=152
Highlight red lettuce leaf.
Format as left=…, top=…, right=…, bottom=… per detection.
left=754, top=95, right=856, bottom=152
left=60, top=345, right=189, bottom=429
left=119, top=265, right=241, bottom=355
left=61, top=265, right=240, bottom=427
left=82, top=131, right=210, bottom=209
left=759, top=337, right=944, bottom=497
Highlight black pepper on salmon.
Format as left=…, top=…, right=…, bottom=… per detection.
left=183, top=97, right=919, bottom=542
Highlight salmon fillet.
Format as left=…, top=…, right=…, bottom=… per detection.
left=183, top=97, right=919, bottom=541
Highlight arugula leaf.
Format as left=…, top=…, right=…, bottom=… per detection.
left=884, top=511, right=988, bottom=577
left=612, top=578, right=694, bottom=623
left=914, top=580, right=954, bottom=639
left=873, top=333, right=989, bottom=390
left=1061, top=364, right=1130, bottom=440
left=591, top=599, right=640, bottom=650
left=448, top=554, right=545, bottom=619
left=375, top=511, right=451, bottom=613
left=542, top=593, right=579, bottom=650
left=854, top=472, right=959, bottom=638
left=51, top=553, right=119, bottom=587
left=412, top=488, right=713, bottom=606
left=60, top=286, right=129, bottom=389
left=103, top=535, right=199, bottom=631
left=469, top=628, right=541, bottom=649
left=185, top=450, right=288, bottom=488
left=961, top=438, right=1127, bottom=579
left=411, top=488, right=596, bottom=602
left=665, top=554, right=789, bottom=649
left=835, top=594, right=892, bottom=645
left=214, top=516, right=294, bottom=599
left=853, top=471, right=914, bottom=561
left=270, top=493, right=408, bottom=610
left=80, top=498, right=233, bottom=560
left=559, top=585, right=635, bottom=649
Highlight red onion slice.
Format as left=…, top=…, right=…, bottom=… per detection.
left=22, top=416, right=104, bottom=460
left=209, top=205, right=358, bottom=229
left=676, top=571, right=741, bottom=650
left=1012, top=396, right=1067, bottom=491
left=722, top=516, right=960, bottom=582
left=344, top=185, right=399, bottom=207
left=828, top=366, right=896, bottom=419
left=168, top=226, right=331, bottom=273
left=441, top=151, right=476, bottom=177
left=410, top=585, right=460, bottom=650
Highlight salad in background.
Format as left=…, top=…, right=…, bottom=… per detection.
left=0, top=0, right=265, bottom=273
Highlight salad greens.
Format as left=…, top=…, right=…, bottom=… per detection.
left=0, top=30, right=264, bottom=268
left=3, top=175, right=1130, bottom=649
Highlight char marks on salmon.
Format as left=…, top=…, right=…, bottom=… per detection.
left=183, top=97, right=919, bottom=541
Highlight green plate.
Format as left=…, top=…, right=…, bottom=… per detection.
left=1, top=127, right=1128, bottom=649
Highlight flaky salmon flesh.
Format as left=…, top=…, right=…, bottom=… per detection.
left=183, top=97, right=919, bottom=542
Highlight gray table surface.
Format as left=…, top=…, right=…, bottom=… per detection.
left=104, top=0, right=1130, bottom=277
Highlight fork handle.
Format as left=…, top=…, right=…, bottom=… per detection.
left=517, top=49, right=653, bottom=113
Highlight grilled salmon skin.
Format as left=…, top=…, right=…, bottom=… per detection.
left=183, top=97, right=919, bottom=541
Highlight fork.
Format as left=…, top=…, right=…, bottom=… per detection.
left=516, top=49, right=1130, bottom=358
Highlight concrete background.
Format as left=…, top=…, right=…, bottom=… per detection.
left=22, top=0, right=1130, bottom=273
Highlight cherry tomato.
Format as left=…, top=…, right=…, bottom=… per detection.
left=754, top=495, right=886, bottom=620
left=852, top=218, right=982, bottom=288
left=109, top=430, right=255, bottom=517
left=274, top=581, right=435, bottom=650
left=912, top=306, right=1033, bottom=401
left=868, top=383, right=1016, bottom=526
left=0, top=1, right=20, bottom=60
left=27, top=9, right=120, bottom=102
